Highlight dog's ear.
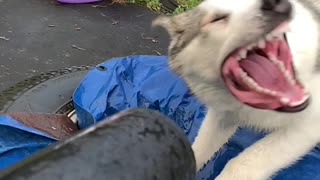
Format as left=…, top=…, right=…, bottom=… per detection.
left=152, top=15, right=185, bottom=38
left=152, top=16, right=171, bottom=29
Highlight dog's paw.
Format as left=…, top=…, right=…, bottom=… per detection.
left=215, top=159, right=268, bottom=180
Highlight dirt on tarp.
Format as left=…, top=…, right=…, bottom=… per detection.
left=0, top=0, right=169, bottom=91
left=7, top=112, right=79, bottom=140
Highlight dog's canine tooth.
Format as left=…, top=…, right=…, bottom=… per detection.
left=258, top=39, right=266, bottom=48
left=240, top=49, right=247, bottom=59
left=280, top=24, right=291, bottom=33
left=235, top=56, right=242, bottom=61
left=275, top=33, right=284, bottom=39
left=270, top=30, right=284, bottom=39
left=247, top=44, right=254, bottom=50
left=266, top=34, right=273, bottom=41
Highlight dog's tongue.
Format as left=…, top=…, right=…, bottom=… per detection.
left=223, top=48, right=306, bottom=110
left=240, top=54, right=291, bottom=93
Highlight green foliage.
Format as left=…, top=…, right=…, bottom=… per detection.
left=124, top=0, right=202, bottom=13
left=173, top=0, right=202, bottom=14
left=128, top=0, right=162, bottom=11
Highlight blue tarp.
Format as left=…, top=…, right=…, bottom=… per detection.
left=1, top=55, right=320, bottom=179
left=0, top=116, right=56, bottom=169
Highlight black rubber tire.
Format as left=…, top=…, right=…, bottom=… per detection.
left=0, top=66, right=92, bottom=114
left=0, top=109, right=196, bottom=180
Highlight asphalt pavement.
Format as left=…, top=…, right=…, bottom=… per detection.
left=0, top=0, right=169, bottom=91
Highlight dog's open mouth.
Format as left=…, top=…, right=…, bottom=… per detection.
left=222, top=23, right=309, bottom=112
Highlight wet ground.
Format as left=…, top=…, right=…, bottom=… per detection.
left=0, top=0, right=169, bottom=91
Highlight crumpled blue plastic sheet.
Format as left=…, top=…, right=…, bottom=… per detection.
left=1, top=55, right=320, bottom=180
left=0, top=115, right=56, bottom=169
left=73, top=55, right=320, bottom=180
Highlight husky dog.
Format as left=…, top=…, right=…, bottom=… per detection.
left=153, top=0, right=320, bottom=179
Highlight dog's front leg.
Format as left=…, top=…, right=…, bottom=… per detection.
left=216, top=123, right=319, bottom=180
left=192, top=108, right=238, bottom=171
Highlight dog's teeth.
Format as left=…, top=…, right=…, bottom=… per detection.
left=247, top=78, right=255, bottom=85
left=284, top=70, right=296, bottom=85
left=261, top=89, right=269, bottom=94
left=235, top=56, right=242, bottom=61
left=256, top=86, right=263, bottom=93
left=263, top=89, right=275, bottom=96
left=281, top=25, right=291, bottom=33
left=240, top=49, right=247, bottom=59
left=289, top=95, right=309, bottom=107
left=278, top=61, right=286, bottom=72
left=266, top=34, right=273, bottom=41
left=269, top=55, right=279, bottom=64
left=240, top=70, right=279, bottom=97
left=271, top=57, right=297, bottom=85
left=247, top=44, right=254, bottom=50
left=239, top=69, right=246, bottom=76
left=277, top=33, right=284, bottom=39
left=274, top=24, right=290, bottom=34
left=272, top=32, right=284, bottom=39
left=258, top=39, right=266, bottom=49
left=270, top=91, right=277, bottom=96
left=280, top=98, right=290, bottom=105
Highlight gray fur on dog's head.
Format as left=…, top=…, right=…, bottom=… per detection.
left=153, top=0, right=320, bottom=127
left=156, top=1, right=320, bottom=176
left=154, top=0, right=292, bottom=79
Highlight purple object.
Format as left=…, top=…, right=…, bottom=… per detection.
left=57, top=0, right=102, bottom=3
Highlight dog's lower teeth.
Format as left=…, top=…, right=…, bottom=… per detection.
left=256, top=87, right=263, bottom=92
left=280, top=98, right=290, bottom=105
left=239, top=68, right=279, bottom=97
left=270, top=55, right=278, bottom=62
left=270, top=91, right=277, bottom=96
left=289, top=96, right=308, bottom=107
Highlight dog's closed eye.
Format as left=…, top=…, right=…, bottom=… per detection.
left=201, top=14, right=229, bottom=31
left=210, top=14, right=229, bottom=23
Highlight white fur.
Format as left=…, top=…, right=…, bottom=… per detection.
left=287, top=1, right=319, bottom=82
left=193, top=1, right=320, bottom=179
left=155, top=0, right=320, bottom=179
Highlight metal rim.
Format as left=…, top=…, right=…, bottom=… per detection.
left=0, top=65, right=93, bottom=113
left=55, top=99, right=78, bottom=124
left=67, top=109, right=78, bottom=124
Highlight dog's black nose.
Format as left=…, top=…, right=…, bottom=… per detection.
left=261, top=0, right=292, bottom=15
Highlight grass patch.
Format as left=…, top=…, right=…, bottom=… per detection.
left=173, top=0, right=202, bottom=14
left=112, top=0, right=202, bottom=14
left=126, top=0, right=163, bottom=12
